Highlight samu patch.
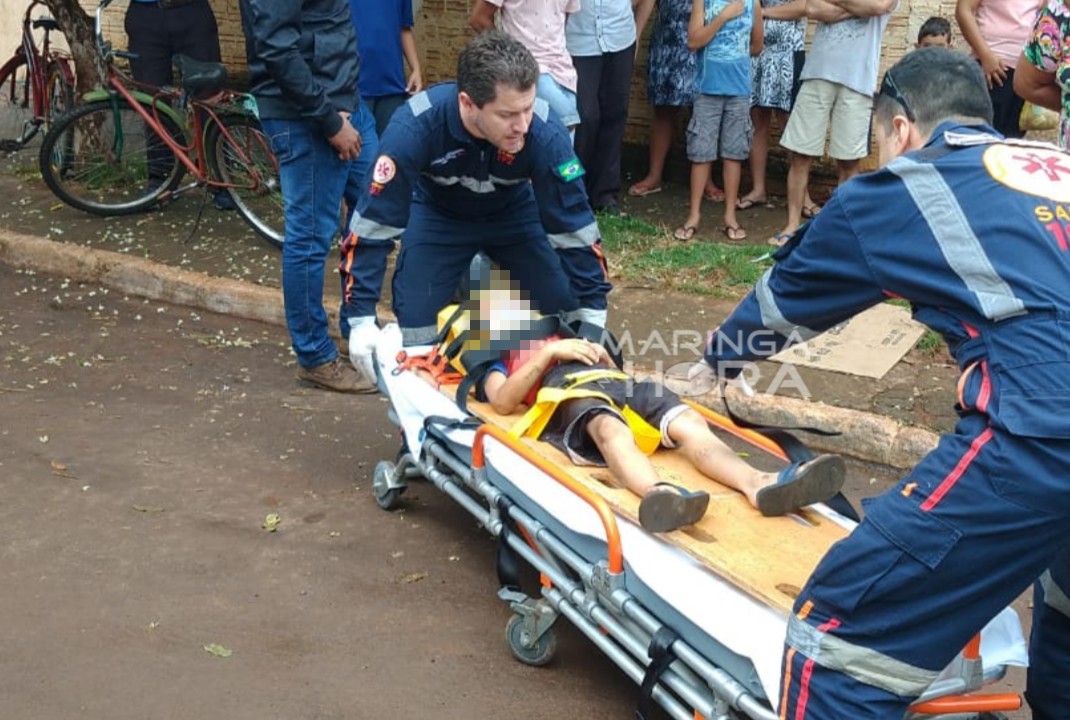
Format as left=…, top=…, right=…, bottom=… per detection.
left=372, top=156, right=397, bottom=184
left=556, top=157, right=585, bottom=182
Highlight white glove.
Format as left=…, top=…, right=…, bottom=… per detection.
left=348, top=317, right=380, bottom=384
left=564, top=307, right=608, bottom=328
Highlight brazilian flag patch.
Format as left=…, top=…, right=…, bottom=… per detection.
left=556, top=157, right=585, bottom=182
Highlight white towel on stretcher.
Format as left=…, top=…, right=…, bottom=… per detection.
left=375, top=324, right=1028, bottom=701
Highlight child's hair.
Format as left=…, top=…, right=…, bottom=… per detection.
left=917, top=17, right=952, bottom=44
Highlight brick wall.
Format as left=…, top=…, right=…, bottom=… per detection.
left=90, top=0, right=963, bottom=170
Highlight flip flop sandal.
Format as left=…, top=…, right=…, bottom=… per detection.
left=767, top=232, right=793, bottom=247
left=735, top=197, right=766, bottom=210
left=673, top=225, right=698, bottom=241
left=703, top=188, right=725, bottom=202
left=802, top=203, right=822, bottom=219
left=628, top=183, right=663, bottom=197
left=638, top=483, right=711, bottom=533
left=723, top=225, right=747, bottom=241
left=755, top=454, right=846, bottom=517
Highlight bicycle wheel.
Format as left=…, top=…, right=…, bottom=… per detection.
left=39, top=98, right=186, bottom=216
left=0, top=54, right=34, bottom=150
left=206, top=113, right=284, bottom=249
left=44, top=60, right=74, bottom=127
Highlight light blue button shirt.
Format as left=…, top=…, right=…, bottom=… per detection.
left=565, top=0, right=637, bottom=57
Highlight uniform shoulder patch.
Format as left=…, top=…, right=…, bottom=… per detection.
left=407, top=91, right=432, bottom=117
left=983, top=143, right=1070, bottom=203
left=372, top=156, right=397, bottom=184
left=555, top=157, right=585, bottom=182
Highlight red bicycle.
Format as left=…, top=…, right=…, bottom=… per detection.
left=0, top=0, right=75, bottom=151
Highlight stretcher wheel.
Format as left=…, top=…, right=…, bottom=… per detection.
left=373, top=460, right=405, bottom=511
left=505, top=614, right=557, bottom=667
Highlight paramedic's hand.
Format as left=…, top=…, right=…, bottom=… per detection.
left=546, top=338, right=609, bottom=366
left=719, top=1, right=745, bottom=21
left=329, top=112, right=362, bottom=161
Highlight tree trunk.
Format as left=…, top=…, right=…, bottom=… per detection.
left=43, top=0, right=103, bottom=95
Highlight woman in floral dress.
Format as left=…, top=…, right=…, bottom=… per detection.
left=629, top=0, right=724, bottom=201
left=737, top=0, right=818, bottom=217
left=1016, top=0, right=1070, bottom=149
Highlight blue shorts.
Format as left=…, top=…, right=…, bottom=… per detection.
left=537, top=73, right=580, bottom=128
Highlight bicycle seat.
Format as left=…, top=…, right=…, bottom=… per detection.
left=32, top=17, right=59, bottom=31
left=172, top=54, right=227, bottom=94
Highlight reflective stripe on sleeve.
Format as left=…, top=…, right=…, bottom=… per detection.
left=1041, top=570, right=1070, bottom=619
left=534, top=97, right=549, bottom=122
left=408, top=91, right=431, bottom=117
left=423, top=174, right=528, bottom=194
left=351, top=214, right=405, bottom=241
left=887, top=157, right=1026, bottom=322
left=547, top=221, right=600, bottom=249
left=755, top=270, right=820, bottom=341
left=786, top=614, right=940, bottom=697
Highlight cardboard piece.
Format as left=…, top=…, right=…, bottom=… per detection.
left=770, top=303, right=925, bottom=379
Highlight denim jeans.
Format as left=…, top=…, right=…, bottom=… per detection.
left=261, top=102, right=378, bottom=368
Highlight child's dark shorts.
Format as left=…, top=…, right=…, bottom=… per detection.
left=540, top=363, right=689, bottom=466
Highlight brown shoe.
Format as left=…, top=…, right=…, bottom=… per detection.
left=297, top=357, right=376, bottom=394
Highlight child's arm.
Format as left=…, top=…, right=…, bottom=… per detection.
left=634, top=0, right=657, bottom=40
left=688, top=0, right=746, bottom=51
left=400, top=27, right=423, bottom=93
left=469, top=0, right=498, bottom=32
left=483, top=339, right=610, bottom=415
left=750, top=0, right=764, bottom=55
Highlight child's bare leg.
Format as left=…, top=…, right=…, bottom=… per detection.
left=587, top=413, right=709, bottom=532
left=586, top=413, right=661, bottom=495
left=666, top=408, right=845, bottom=514
left=680, top=161, right=712, bottom=233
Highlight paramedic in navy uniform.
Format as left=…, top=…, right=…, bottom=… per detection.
left=701, top=48, right=1070, bottom=720
left=340, top=30, right=611, bottom=378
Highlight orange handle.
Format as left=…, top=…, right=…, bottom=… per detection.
left=909, top=693, right=1021, bottom=714
left=684, top=399, right=790, bottom=462
left=473, top=424, right=624, bottom=574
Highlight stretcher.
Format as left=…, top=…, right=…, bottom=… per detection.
left=371, top=324, right=1028, bottom=719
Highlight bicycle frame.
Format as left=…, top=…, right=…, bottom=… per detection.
left=3, top=0, right=73, bottom=127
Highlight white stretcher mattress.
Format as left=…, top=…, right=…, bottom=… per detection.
left=375, top=324, right=1028, bottom=702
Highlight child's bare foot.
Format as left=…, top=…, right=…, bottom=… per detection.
left=629, top=177, right=663, bottom=196
left=751, top=455, right=846, bottom=516
left=638, top=483, right=711, bottom=532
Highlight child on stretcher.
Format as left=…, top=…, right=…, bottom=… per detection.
left=480, top=332, right=847, bottom=534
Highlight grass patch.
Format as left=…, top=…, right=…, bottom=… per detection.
left=598, top=213, right=770, bottom=297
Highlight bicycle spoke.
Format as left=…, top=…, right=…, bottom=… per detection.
left=211, top=115, right=285, bottom=248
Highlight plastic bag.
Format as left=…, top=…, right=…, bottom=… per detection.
left=1020, top=101, right=1060, bottom=132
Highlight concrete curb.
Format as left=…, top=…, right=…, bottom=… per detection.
left=0, top=230, right=939, bottom=470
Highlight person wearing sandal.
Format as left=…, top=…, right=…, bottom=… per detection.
left=482, top=333, right=846, bottom=534
left=672, top=0, right=764, bottom=244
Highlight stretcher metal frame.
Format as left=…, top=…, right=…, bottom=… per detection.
left=372, top=396, right=1023, bottom=720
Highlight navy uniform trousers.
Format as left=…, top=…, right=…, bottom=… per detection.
left=779, top=407, right=1070, bottom=719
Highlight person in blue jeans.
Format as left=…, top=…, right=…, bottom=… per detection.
left=240, top=0, right=379, bottom=393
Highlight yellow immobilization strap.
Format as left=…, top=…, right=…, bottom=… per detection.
left=508, top=386, right=663, bottom=455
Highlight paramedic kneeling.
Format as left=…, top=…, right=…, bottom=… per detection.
left=341, top=30, right=611, bottom=380
left=701, top=47, right=1070, bottom=719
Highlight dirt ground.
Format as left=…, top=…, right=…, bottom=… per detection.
left=0, top=147, right=1029, bottom=717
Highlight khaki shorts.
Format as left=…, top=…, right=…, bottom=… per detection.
left=780, top=79, right=872, bottom=160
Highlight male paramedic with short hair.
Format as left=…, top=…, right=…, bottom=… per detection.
left=341, top=29, right=611, bottom=381
left=701, top=47, right=1070, bottom=719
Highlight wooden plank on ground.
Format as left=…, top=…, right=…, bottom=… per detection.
left=447, top=387, right=850, bottom=615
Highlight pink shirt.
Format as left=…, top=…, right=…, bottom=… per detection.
left=974, top=0, right=1044, bottom=68
left=488, top=0, right=580, bottom=91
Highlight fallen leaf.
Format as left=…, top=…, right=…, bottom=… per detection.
left=262, top=513, right=281, bottom=532
left=132, top=505, right=166, bottom=513
left=397, top=571, right=427, bottom=584
left=50, top=460, right=67, bottom=471
left=203, top=643, right=232, bottom=658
